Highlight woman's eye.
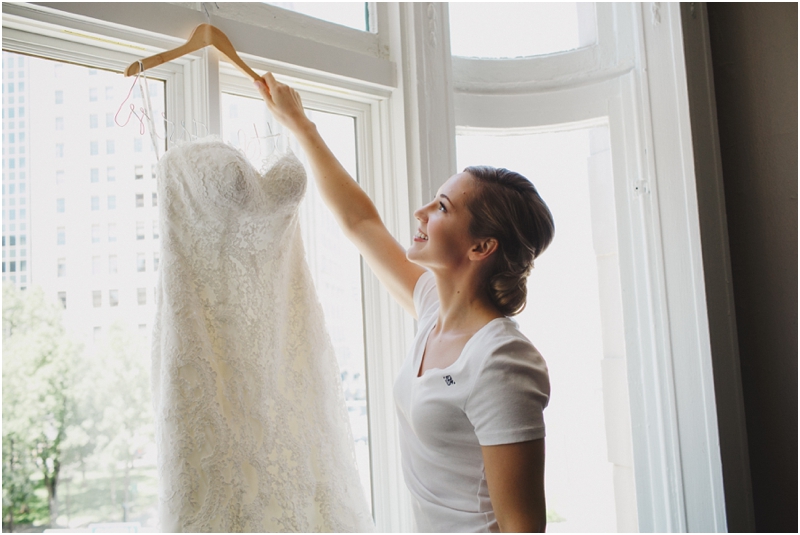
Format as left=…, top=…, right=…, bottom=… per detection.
left=438, top=202, right=447, bottom=212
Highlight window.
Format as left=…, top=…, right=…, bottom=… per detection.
left=56, top=143, right=64, bottom=157
left=19, top=235, right=26, bottom=246
left=92, top=256, right=101, bottom=275
left=109, top=254, right=117, bottom=274
left=109, top=289, right=118, bottom=307
left=107, top=167, right=115, bottom=181
left=106, top=112, right=113, bottom=127
left=55, top=90, right=63, bottom=104
left=58, top=291, right=66, bottom=308
left=136, top=253, right=146, bottom=272
left=56, top=198, right=65, bottom=213
left=136, top=193, right=144, bottom=207
left=153, top=252, right=159, bottom=271
left=90, top=114, right=98, bottom=128
left=8, top=108, right=15, bottom=118
left=265, top=2, right=370, bottom=31
left=9, top=209, right=15, bottom=220
left=93, top=326, right=101, bottom=342
left=57, top=227, right=65, bottom=246
left=91, top=196, right=100, bottom=211
left=19, top=260, right=26, bottom=272
left=9, top=235, right=16, bottom=246
left=106, top=140, right=114, bottom=154
left=9, top=261, right=16, bottom=272
left=107, top=195, right=116, bottom=210
left=151, top=164, right=157, bottom=179
left=90, top=168, right=99, bottom=183
left=91, top=224, right=100, bottom=243
left=90, top=141, right=98, bottom=155
left=134, top=137, right=143, bottom=152
left=136, top=221, right=145, bottom=240
left=152, top=220, right=159, bottom=239
left=58, top=170, right=66, bottom=185
left=135, top=165, right=144, bottom=180
left=105, top=86, right=113, bottom=100
left=93, top=290, right=102, bottom=307
left=137, top=287, right=147, bottom=305
left=108, top=223, right=117, bottom=242
left=55, top=116, right=64, bottom=130
left=449, top=3, right=586, bottom=58
left=89, top=87, right=97, bottom=101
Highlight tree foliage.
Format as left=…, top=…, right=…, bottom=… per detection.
left=3, top=283, right=83, bottom=528
left=3, top=283, right=157, bottom=529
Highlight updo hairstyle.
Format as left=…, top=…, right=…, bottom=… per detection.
left=463, top=166, right=555, bottom=316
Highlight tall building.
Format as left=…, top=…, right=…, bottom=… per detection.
left=2, top=51, right=31, bottom=290
left=3, top=51, right=165, bottom=348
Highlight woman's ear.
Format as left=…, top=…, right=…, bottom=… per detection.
left=470, top=237, right=498, bottom=261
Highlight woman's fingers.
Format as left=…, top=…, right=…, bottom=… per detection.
left=256, top=72, right=310, bottom=133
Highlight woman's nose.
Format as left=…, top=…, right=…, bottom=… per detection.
left=414, top=205, right=427, bottom=223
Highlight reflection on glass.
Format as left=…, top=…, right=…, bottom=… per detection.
left=456, top=128, right=622, bottom=532
left=449, top=2, right=581, bottom=58
left=2, top=51, right=165, bottom=529
left=221, top=93, right=372, bottom=509
left=265, top=2, right=370, bottom=32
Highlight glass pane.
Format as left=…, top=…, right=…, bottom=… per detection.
left=2, top=51, right=165, bottom=529
left=449, top=2, right=581, bottom=58
left=456, top=126, right=631, bottom=532
left=265, top=2, right=370, bottom=32
left=221, top=92, right=372, bottom=509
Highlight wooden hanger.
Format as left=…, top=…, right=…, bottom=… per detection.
left=124, top=23, right=260, bottom=81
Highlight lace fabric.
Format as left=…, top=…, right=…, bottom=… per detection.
left=152, top=138, right=374, bottom=532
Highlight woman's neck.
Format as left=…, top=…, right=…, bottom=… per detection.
left=430, top=268, right=503, bottom=333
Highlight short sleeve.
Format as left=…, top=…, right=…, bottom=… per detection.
left=465, top=338, right=550, bottom=446
left=413, top=270, right=438, bottom=322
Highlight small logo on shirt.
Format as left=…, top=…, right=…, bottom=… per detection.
left=443, top=375, right=456, bottom=386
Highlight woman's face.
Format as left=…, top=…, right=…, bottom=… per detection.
left=407, top=172, right=478, bottom=271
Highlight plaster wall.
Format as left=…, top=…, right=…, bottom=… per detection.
left=706, top=3, right=798, bottom=532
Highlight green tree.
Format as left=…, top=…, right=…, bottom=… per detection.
left=2, top=283, right=84, bottom=528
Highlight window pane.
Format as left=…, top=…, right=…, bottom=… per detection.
left=449, top=2, right=582, bottom=58
left=1, top=51, right=165, bottom=529
left=265, top=2, right=370, bottom=31
left=456, top=126, right=632, bottom=532
left=221, top=92, right=372, bottom=507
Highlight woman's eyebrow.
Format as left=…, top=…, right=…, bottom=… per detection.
left=439, top=193, right=452, bottom=205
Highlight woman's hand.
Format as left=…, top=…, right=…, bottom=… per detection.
left=254, top=72, right=313, bottom=134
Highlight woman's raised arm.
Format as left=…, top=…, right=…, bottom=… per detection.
left=256, top=73, right=424, bottom=317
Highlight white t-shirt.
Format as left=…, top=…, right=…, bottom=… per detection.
left=393, top=271, right=550, bottom=533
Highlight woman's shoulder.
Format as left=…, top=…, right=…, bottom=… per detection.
left=471, top=319, right=548, bottom=375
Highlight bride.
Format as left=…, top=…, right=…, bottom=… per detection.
left=256, top=72, right=554, bottom=533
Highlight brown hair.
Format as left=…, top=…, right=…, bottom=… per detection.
left=463, top=166, right=555, bottom=316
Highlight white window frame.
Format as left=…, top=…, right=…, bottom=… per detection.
left=3, top=2, right=415, bottom=531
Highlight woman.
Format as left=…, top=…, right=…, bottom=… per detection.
left=256, top=73, right=554, bottom=533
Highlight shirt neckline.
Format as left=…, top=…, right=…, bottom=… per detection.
left=415, top=316, right=507, bottom=379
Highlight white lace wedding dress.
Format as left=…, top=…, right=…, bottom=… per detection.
left=151, top=138, right=373, bottom=532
